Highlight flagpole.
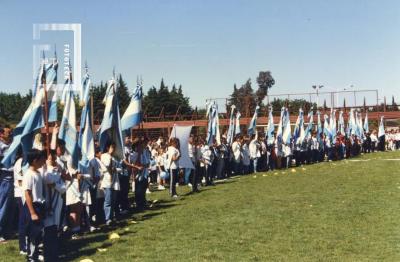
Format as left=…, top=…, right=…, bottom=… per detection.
left=42, top=62, right=50, bottom=156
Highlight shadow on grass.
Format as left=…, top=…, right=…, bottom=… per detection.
left=57, top=179, right=233, bottom=261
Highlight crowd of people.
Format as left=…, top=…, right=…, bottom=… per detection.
left=0, top=124, right=399, bottom=261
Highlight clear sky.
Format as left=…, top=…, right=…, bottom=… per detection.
left=0, top=0, right=399, bottom=108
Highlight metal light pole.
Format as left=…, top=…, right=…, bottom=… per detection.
left=312, top=85, right=323, bottom=108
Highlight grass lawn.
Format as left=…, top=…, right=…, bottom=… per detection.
left=1, top=151, right=400, bottom=261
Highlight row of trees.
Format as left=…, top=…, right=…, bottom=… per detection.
left=0, top=74, right=192, bottom=126
left=1, top=69, right=399, bottom=126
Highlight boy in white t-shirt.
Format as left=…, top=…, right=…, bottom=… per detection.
left=22, top=149, right=46, bottom=262
left=13, top=153, right=26, bottom=255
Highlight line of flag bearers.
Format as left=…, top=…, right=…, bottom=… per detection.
left=0, top=53, right=398, bottom=261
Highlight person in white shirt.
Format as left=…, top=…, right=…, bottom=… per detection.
left=241, top=139, right=251, bottom=174
left=310, top=133, right=319, bottom=163
left=231, top=136, right=242, bottom=175
left=43, top=150, right=68, bottom=261
left=249, top=132, right=261, bottom=173
left=200, top=143, right=214, bottom=185
left=13, top=153, right=27, bottom=254
left=156, top=147, right=168, bottom=190
left=166, top=138, right=180, bottom=197
left=22, top=149, right=46, bottom=262
left=100, top=142, right=120, bottom=225
left=370, top=130, right=378, bottom=152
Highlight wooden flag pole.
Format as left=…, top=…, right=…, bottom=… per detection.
left=42, top=64, right=50, bottom=156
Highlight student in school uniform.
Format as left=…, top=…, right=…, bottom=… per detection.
left=134, top=139, right=151, bottom=209
left=241, top=138, right=251, bottom=174
left=13, top=151, right=27, bottom=255
left=166, top=138, right=181, bottom=197
left=22, top=149, right=47, bottom=262
left=249, top=132, right=261, bottom=173
left=43, top=150, right=68, bottom=261
left=90, top=147, right=107, bottom=226
left=100, top=142, right=120, bottom=226
left=200, top=143, right=214, bottom=186
left=231, top=136, right=242, bottom=175
left=0, top=126, right=14, bottom=243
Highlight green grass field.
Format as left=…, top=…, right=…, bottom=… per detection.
left=1, top=151, right=400, bottom=261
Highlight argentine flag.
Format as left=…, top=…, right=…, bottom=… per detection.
left=247, top=105, right=260, bottom=136
left=58, top=77, right=79, bottom=168
left=99, top=77, right=124, bottom=160
left=349, top=109, right=356, bottom=136
left=206, top=102, right=220, bottom=145
left=330, top=110, right=337, bottom=143
left=293, top=109, right=303, bottom=145
left=226, top=105, right=236, bottom=145
left=234, top=111, right=241, bottom=136
left=338, top=111, right=345, bottom=136
left=266, top=106, right=275, bottom=145
left=32, top=52, right=58, bottom=122
left=363, top=112, right=369, bottom=133
left=1, top=89, right=45, bottom=167
left=323, top=114, right=331, bottom=139
left=304, top=108, right=314, bottom=140
left=121, top=78, right=143, bottom=131
left=276, top=107, right=285, bottom=144
left=282, top=108, right=292, bottom=145
left=316, top=111, right=322, bottom=142
left=78, top=68, right=94, bottom=163
left=378, top=116, right=385, bottom=138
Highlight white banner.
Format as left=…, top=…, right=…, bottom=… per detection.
left=170, top=125, right=194, bottom=169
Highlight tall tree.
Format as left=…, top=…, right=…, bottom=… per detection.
left=228, top=79, right=257, bottom=117
left=256, top=71, right=275, bottom=104
left=116, top=74, right=130, bottom=113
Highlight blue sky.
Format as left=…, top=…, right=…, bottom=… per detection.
left=0, top=0, right=399, bottom=108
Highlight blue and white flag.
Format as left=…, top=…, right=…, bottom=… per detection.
left=363, top=111, right=369, bottom=133
left=226, top=105, right=236, bottom=145
left=293, top=109, right=303, bottom=145
left=338, top=111, right=345, bottom=136
left=121, top=77, right=143, bottom=131
left=234, top=111, right=241, bottom=137
left=304, top=108, right=314, bottom=140
left=276, top=107, right=285, bottom=144
left=378, top=116, right=385, bottom=138
left=266, top=106, right=275, bottom=145
left=46, top=53, right=58, bottom=122
left=78, top=66, right=94, bottom=163
left=323, top=114, right=331, bottom=138
left=356, top=111, right=365, bottom=140
left=32, top=52, right=58, bottom=122
left=316, top=111, right=322, bottom=142
left=58, top=75, right=79, bottom=168
left=349, top=109, right=356, bottom=136
left=282, top=108, right=292, bottom=145
left=247, top=105, right=260, bottom=136
left=206, top=102, right=220, bottom=145
left=330, top=110, right=337, bottom=143
left=1, top=89, right=45, bottom=167
left=99, top=76, right=124, bottom=160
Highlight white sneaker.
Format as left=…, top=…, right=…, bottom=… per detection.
left=146, top=189, right=151, bottom=194
left=19, top=251, right=27, bottom=255
left=176, top=183, right=179, bottom=187
left=158, top=185, right=165, bottom=190
left=188, top=183, right=192, bottom=187
left=89, top=226, right=99, bottom=232
left=38, top=254, right=44, bottom=261
left=172, top=195, right=178, bottom=199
